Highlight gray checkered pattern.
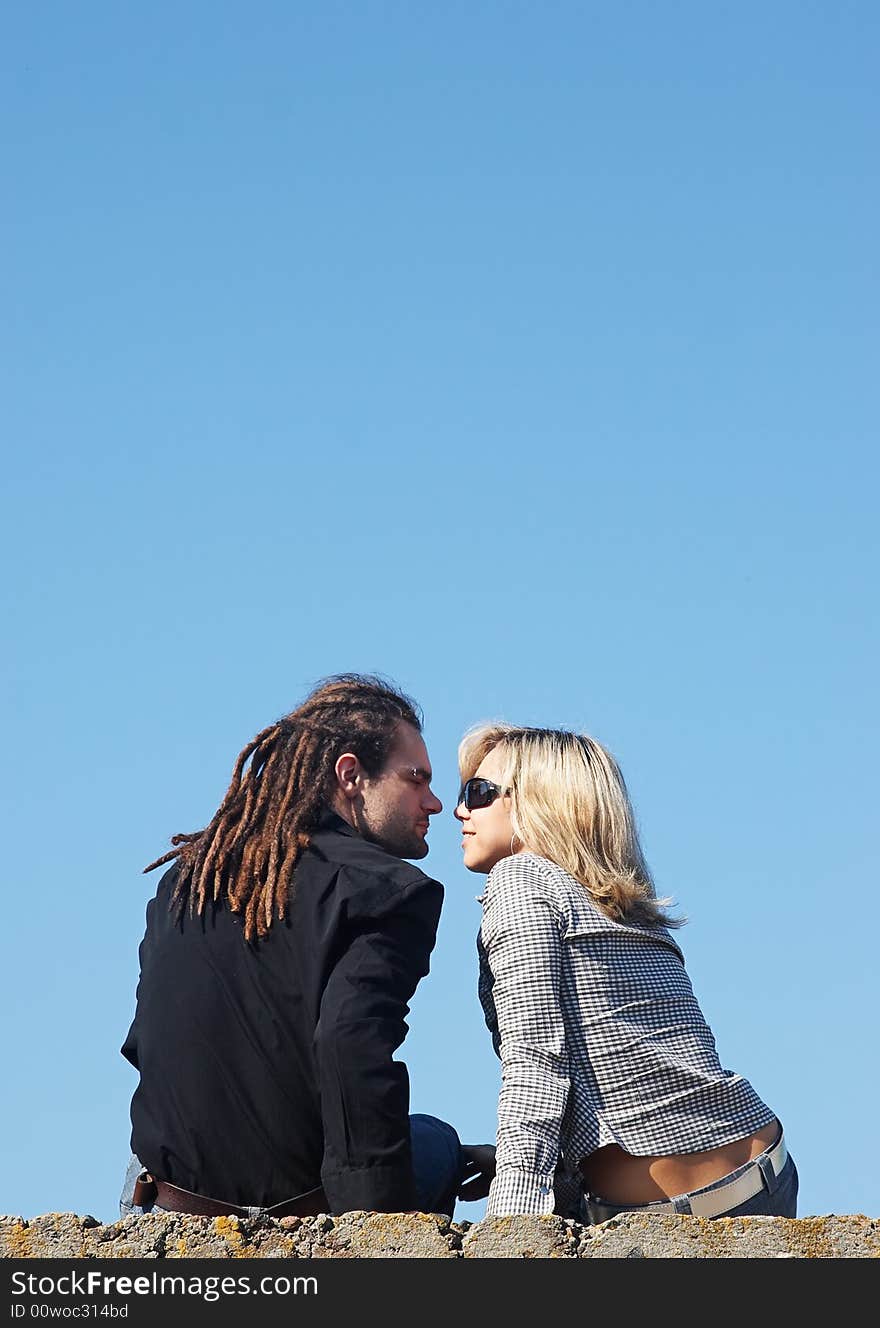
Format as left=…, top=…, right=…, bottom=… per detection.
left=477, top=853, right=776, bottom=1217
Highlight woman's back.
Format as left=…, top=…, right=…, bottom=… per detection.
left=478, top=851, right=775, bottom=1167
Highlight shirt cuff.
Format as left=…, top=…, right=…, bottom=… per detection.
left=321, top=1163, right=416, bottom=1215
left=486, top=1168, right=558, bottom=1217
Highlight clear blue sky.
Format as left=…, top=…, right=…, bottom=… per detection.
left=2, top=1, right=877, bottom=1225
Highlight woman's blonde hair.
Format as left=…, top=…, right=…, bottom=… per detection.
left=458, top=722, right=683, bottom=929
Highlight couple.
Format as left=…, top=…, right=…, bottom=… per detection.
left=120, top=674, right=797, bottom=1225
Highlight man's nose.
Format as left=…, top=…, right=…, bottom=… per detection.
left=425, top=788, right=443, bottom=815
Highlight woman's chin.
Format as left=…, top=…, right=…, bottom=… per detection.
left=463, top=844, right=506, bottom=875
left=462, top=843, right=486, bottom=874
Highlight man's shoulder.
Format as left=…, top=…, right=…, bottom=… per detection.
left=306, top=815, right=442, bottom=897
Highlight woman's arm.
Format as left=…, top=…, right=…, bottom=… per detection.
left=481, top=857, right=571, bottom=1216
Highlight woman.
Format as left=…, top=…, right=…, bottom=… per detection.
left=455, top=722, right=798, bottom=1223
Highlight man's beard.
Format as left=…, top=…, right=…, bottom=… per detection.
left=361, top=808, right=429, bottom=860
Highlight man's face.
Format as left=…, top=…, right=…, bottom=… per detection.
left=356, top=722, right=443, bottom=859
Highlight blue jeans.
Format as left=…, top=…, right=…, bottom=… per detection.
left=585, top=1135, right=799, bottom=1223
left=120, top=1113, right=464, bottom=1220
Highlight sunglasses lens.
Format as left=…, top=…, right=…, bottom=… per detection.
left=460, top=778, right=497, bottom=810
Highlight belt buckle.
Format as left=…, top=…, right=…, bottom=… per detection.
left=132, top=1171, right=158, bottom=1208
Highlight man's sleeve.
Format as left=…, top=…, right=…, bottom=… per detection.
left=314, top=873, right=443, bottom=1214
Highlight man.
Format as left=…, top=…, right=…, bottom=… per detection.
left=119, top=673, right=492, bottom=1218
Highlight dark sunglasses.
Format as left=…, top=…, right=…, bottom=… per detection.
left=456, top=777, right=508, bottom=810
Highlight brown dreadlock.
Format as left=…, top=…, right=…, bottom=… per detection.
left=143, top=674, right=423, bottom=942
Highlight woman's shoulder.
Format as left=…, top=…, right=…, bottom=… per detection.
left=484, top=853, right=676, bottom=943
left=485, top=852, right=582, bottom=903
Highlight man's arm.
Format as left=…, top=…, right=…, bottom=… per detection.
left=314, top=874, right=443, bottom=1214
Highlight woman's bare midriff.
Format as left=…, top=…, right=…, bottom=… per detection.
left=580, top=1119, right=780, bottom=1205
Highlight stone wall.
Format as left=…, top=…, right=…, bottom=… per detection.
left=2, top=1211, right=878, bottom=1258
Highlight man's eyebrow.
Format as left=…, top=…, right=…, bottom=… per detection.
left=408, top=765, right=433, bottom=782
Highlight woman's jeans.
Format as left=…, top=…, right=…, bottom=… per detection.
left=585, top=1134, right=799, bottom=1224
left=120, top=1113, right=464, bottom=1220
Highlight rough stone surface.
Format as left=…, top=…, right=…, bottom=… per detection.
left=2, top=1211, right=879, bottom=1258
left=461, top=1215, right=579, bottom=1259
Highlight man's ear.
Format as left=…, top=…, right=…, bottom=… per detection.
left=334, top=752, right=362, bottom=802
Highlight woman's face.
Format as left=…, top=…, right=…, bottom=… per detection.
left=454, top=744, right=516, bottom=874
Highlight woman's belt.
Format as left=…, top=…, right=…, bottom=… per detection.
left=585, top=1133, right=788, bottom=1221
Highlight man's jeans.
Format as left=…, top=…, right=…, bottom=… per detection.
left=120, top=1113, right=465, bottom=1220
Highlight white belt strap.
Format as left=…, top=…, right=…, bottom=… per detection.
left=680, top=1133, right=788, bottom=1219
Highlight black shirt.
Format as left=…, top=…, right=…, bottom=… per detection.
left=121, top=811, right=444, bottom=1214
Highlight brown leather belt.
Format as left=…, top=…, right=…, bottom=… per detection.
left=132, top=1171, right=328, bottom=1219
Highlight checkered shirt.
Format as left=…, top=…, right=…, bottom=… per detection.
left=477, top=853, right=776, bottom=1217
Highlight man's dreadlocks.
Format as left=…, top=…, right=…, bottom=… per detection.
left=143, top=674, right=423, bottom=942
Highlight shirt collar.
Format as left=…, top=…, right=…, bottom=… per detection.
left=315, top=807, right=359, bottom=837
